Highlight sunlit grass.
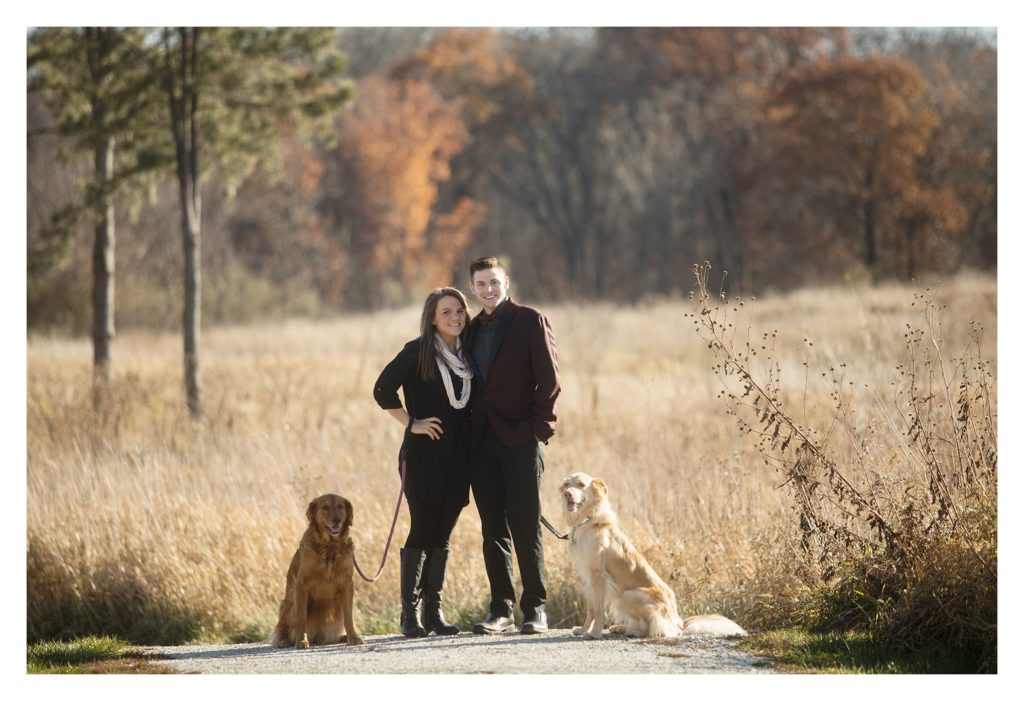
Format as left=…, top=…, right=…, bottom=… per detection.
left=27, top=273, right=996, bottom=651
left=740, top=628, right=982, bottom=674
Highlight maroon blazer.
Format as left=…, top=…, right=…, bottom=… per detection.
left=464, top=298, right=561, bottom=448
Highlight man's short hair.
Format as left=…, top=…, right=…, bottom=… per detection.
left=469, top=256, right=506, bottom=278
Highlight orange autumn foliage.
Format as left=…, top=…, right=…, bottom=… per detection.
left=763, top=55, right=963, bottom=279
left=390, top=28, right=535, bottom=133
left=334, top=76, right=484, bottom=305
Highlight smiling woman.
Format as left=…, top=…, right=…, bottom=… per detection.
left=433, top=295, right=467, bottom=349
left=373, top=286, right=475, bottom=638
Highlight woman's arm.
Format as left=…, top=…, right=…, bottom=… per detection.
left=374, top=341, right=443, bottom=440
left=384, top=407, right=443, bottom=440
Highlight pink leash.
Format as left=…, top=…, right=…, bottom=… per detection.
left=353, top=459, right=407, bottom=583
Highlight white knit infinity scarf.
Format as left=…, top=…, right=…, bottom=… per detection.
left=434, top=333, right=472, bottom=409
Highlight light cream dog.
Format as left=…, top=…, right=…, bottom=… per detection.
left=560, top=472, right=747, bottom=639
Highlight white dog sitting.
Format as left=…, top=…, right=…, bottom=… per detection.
left=560, top=471, right=747, bottom=639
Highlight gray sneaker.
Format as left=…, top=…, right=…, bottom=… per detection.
left=520, top=610, right=548, bottom=634
left=472, top=612, right=516, bottom=634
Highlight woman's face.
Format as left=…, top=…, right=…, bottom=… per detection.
left=433, top=295, right=467, bottom=341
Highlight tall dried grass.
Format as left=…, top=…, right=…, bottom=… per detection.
left=27, top=273, right=996, bottom=656
left=690, top=263, right=997, bottom=670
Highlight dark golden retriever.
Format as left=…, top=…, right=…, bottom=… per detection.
left=270, top=493, right=364, bottom=648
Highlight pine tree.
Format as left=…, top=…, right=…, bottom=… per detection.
left=28, top=27, right=165, bottom=402
left=149, top=27, right=352, bottom=417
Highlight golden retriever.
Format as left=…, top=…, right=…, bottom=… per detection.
left=560, top=472, right=747, bottom=640
left=270, top=493, right=364, bottom=648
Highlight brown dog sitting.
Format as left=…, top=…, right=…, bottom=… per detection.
left=270, top=493, right=364, bottom=648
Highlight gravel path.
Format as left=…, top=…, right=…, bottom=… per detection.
left=145, top=629, right=775, bottom=674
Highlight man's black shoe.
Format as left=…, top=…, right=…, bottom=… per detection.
left=519, top=610, right=548, bottom=634
left=472, top=612, right=516, bottom=635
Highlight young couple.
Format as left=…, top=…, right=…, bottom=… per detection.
left=373, top=256, right=561, bottom=637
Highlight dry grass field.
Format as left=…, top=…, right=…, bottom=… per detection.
left=26, top=273, right=996, bottom=649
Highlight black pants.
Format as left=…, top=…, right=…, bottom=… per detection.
left=404, top=495, right=464, bottom=550
left=470, top=421, right=546, bottom=617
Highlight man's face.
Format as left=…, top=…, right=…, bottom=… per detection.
left=470, top=267, right=509, bottom=314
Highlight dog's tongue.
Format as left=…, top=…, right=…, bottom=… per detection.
left=329, top=526, right=341, bottom=536
left=567, top=501, right=579, bottom=512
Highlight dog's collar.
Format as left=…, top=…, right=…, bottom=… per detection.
left=569, top=516, right=593, bottom=544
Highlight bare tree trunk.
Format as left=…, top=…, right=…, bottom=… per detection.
left=905, top=226, right=918, bottom=281
left=863, top=165, right=879, bottom=283
left=718, top=185, right=747, bottom=293
left=181, top=170, right=202, bottom=419
left=84, top=27, right=117, bottom=408
left=864, top=198, right=878, bottom=282
left=164, top=27, right=203, bottom=418
left=91, top=136, right=116, bottom=402
left=183, top=31, right=203, bottom=420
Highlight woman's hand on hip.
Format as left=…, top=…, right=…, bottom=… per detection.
left=411, top=416, right=444, bottom=440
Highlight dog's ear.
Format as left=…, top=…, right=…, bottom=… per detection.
left=344, top=498, right=354, bottom=528
left=590, top=478, right=608, bottom=496
left=306, top=498, right=318, bottom=523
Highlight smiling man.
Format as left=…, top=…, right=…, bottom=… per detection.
left=464, top=256, right=561, bottom=635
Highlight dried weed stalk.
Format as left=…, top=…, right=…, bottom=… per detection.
left=687, top=262, right=996, bottom=669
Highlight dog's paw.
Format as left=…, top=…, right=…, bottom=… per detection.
left=571, top=626, right=585, bottom=636
left=609, top=625, right=626, bottom=635
left=347, top=635, right=364, bottom=646
left=585, top=630, right=604, bottom=640
left=296, top=636, right=310, bottom=650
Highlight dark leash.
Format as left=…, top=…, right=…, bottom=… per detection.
left=353, top=459, right=408, bottom=583
left=354, top=459, right=567, bottom=582
left=541, top=514, right=569, bottom=540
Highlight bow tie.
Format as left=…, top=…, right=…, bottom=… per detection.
left=478, top=311, right=500, bottom=326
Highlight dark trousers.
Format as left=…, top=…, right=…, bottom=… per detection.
left=470, top=421, right=546, bottom=617
left=405, top=495, right=464, bottom=550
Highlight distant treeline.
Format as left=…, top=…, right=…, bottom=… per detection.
left=28, top=27, right=996, bottom=331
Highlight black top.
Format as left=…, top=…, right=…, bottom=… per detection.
left=373, top=338, right=471, bottom=507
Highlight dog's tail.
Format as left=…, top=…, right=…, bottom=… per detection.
left=679, top=613, right=748, bottom=637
